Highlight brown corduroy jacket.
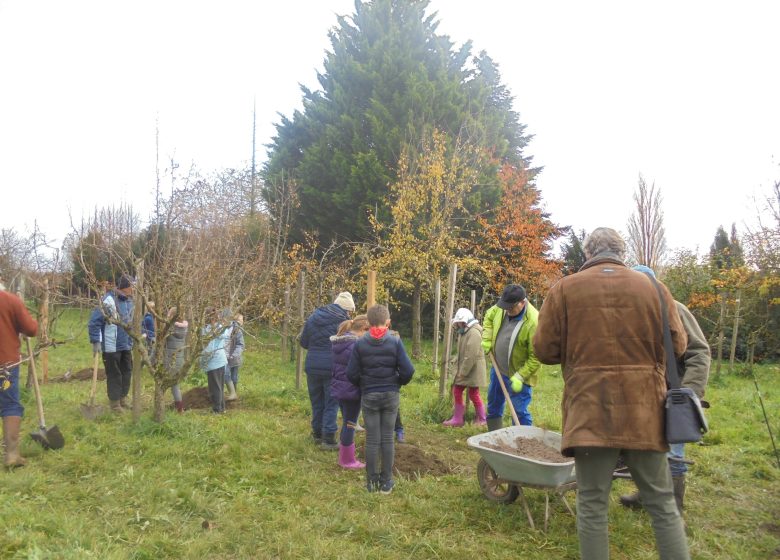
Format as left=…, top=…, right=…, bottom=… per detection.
left=533, top=254, right=687, bottom=456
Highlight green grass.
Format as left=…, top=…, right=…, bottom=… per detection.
left=2, top=308, right=778, bottom=559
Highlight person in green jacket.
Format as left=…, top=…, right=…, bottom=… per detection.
left=481, top=284, right=540, bottom=430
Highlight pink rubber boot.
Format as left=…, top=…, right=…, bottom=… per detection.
left=443, top=403, right=465, bottom=427
left=473, top=402, right=487, bottom=426
left=338, top=443, right=365, bottom=469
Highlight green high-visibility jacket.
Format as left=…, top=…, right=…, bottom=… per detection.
left=481, top=302, right=541, bottom=387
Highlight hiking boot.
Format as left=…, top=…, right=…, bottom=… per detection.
left=311, top=430, right=323, bottom=444
left=110, top=400, right=125, bottom=413
left=320, top=432, right=339, bottom=451
left=619, top=491, right=643, bottom=509
left=120, top=397, right=131, bottom=409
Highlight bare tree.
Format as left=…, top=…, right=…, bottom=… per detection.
left=627, top=174, right=667, bottom=269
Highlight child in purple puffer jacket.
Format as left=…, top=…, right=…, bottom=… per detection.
left=330, top=315, right=369, bottom=469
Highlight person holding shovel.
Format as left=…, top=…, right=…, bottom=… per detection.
left=442, top=308, right=487, bottom=427
left=0, top=289, right=38, bottom=468
left=480, top=284, right=540, bottom=430
left=224, top=313, right=244, bottom=401
left=163, top=306, right=189, bottom=413
left=88, top=274, right=135, bottom=413
left=300, top=291, right=354, bottom=450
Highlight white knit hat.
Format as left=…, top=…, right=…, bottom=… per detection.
left=333, top=291, right=356, bottom=312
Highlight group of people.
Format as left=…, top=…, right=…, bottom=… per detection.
left=300, top=292, right=415, bottom=494
left=300, top=226, right=707, bottom=559
left=86, top=275, right=245, bottom=415
left=1, top=225, right=709, bottom=558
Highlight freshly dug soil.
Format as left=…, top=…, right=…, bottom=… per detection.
left=482, top=436, right=570, bottom=463
left=51, top=367, right=106, bottom=382
left=179, top=386, right=241, bottom=410
left=388, top=442, right=453, bottom=478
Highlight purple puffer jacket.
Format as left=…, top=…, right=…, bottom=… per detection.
left=330, top=333, right=361, bottom=401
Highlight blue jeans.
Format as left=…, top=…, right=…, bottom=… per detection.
left=306, top=373, right=339, bottom=435
left=223, top=365, right=239, bottom=386
left=486, top=367, right=533, bottom=425
left=362, top=391, right=399, bottom=485
left=0, top=365, right=23, bottom=417
left=339, top=399, right=362, bottom=446
left=668, top=443, right=687, bottom=477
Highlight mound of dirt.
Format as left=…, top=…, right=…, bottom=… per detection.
left=390, top=443, right=453, bottom=478
left=51, top=368, right=106, bottom=382
left=179, top=386, right=241, bottom=410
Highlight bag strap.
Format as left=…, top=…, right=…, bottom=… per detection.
left=641, top=272, right=682, bottom=390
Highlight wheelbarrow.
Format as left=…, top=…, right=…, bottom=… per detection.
left=467, top=425, right=576, bottom=531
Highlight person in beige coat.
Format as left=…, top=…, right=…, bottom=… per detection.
left=533, top=227, right=690, bottom=560
left=443, top=308, right=487, bottom=427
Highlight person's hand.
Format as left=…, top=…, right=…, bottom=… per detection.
left=510, top=374, right=523, bottom=393
left=92, top=342, right=101, bottom=355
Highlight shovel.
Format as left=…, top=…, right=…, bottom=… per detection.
left=488, top=351, right=521, bottom=427
left=80, top=351, right=105, bottom=419
left=25, top=337, right=65, bottom=450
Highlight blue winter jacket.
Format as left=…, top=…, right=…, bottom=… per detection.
left=330, top=333, right=361, bottom=401
left=88, top=290, right=134, bottom=353
left=142, top=313, right=155, bottom=342
left=200, top=323, right=232, bottom=372
left=346, top=331, right=415, bottom=394
left=300, top=303, right=350, bottom=376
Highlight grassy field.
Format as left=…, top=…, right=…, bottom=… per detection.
left=1, top=308, right=778, bottom=559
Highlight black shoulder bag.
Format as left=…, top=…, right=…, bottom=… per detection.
left=644, top=273, right=709, bottom=444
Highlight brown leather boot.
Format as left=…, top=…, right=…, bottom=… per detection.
left=120, top=397, right=131, bottom=409
left=110, top=400, right=125, bottom=413
left=3, top=416, right=27, bottom=469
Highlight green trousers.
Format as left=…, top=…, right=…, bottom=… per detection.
left=574, top=447, right=689, bottom=560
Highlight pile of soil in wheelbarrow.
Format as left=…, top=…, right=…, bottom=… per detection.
left=51, top=368, right=106, bottom=382
left=179, top=386, right=241, bottom=410
left=482, top=437, right=570, bottom=463
left=389, top=443, right=453, bottom=478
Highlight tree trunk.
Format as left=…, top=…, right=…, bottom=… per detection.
left=132, top=259, right=145, bottom=422
left=432, top=278, right=441, bottom=378
left=715, top=292, right=726, bottom=377
left=153, top=381, right=166, bottom=423
left=412, top=282, right=421, bottom=359
left=728, top=289, right=742, bottom=374
left=439, top=264, right=457, bottom=399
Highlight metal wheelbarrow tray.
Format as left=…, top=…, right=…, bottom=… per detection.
left=467, top=425, right=576, bottom=530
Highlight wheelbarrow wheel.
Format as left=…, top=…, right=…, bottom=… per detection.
left=477, top=457, right=519, bottom=504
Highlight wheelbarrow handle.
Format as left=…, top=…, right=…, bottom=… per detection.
left=488, top=351, right=521, bottom=427
left=25, top=337, right=47, bottom=429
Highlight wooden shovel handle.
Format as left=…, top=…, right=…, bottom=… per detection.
left=25, top=337, right=46, bottom=428
left=488, top=351, right=521, bottom=427
left=89, top=351, right=100, bottom=405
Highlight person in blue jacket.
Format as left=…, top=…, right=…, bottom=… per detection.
left=200, top=307, right=233, bottom=414
left=88, top=274, right=135, bottom=413
left=142, top=301, right=156, bottom=364
left=300, top=291, right=354, bottom=450
left=346, top=304, right=415, bottom=494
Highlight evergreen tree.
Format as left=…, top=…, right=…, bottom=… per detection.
left=263, top=0, right=532, bottom=246
left=559, top=228, right=587, bottom=275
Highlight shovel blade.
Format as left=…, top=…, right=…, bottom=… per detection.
left=80, top=402, right=106, bottom=420
left=30, top=425, right=65, bottom=450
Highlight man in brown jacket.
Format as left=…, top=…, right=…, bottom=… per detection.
left=1, top=289, right=39, bottom=468
left=533, top=227, right=690, bottom=560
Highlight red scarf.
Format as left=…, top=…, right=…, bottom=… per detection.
left=369, top=326, right=388, bottom=339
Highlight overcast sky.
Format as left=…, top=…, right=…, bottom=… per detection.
left=1, top=0, right=778, bottom=257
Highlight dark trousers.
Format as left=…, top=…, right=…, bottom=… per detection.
left=306, top=373, right=339, bottom=435
left=103, top=350, right=132, bottom=401
left=362, top=391, right=399, bottom=484
left=207, top=368, right=225, bottom=413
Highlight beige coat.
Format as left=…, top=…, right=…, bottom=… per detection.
left=453, top=323, right=487, bottom=387
left=533, top=254, right=687, bottom=456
